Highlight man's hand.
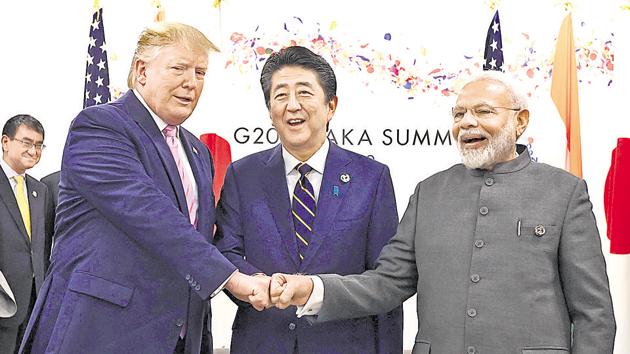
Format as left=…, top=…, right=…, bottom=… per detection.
left=269, top=273, right=314, bottom=309
left=225, top=271, right=271, bottom=311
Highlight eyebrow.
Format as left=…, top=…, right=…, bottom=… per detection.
left=17, top=137, right=43, bottom=143
left=272, top=81, right=316, bottom=92
left=453, top=101, right=495, bottom=109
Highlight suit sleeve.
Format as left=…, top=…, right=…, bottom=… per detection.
left=558, top=179, right=616, bottom=353
left=365, top=166, right=403, bottom=354
left=214, top=165, right=263, bottom=276
left=63, top=108, right=236, bottom=300
left=318, top=182, right=420, bottom=322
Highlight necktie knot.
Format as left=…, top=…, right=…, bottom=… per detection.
left=14, top=175, right=24, bottom=186
left=296, top=163, right=313, bottom=178
left=163, top=125, right=177, bottom=138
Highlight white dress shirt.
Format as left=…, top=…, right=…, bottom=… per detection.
left=280, top=140, right=329, bottom=317
left=133, top=90, right=232, bottom=297
left=0, top=157, right=29, bottom=209
left=282, top=139, right=329, bottom=204
left=132, top=90, right=198, bottom=201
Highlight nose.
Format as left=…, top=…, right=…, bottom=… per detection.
left=286, top=93, right=301, bottom=112
left=458, top=109, right=478, bottom=129
left=182, top=70, right=199, bottom=89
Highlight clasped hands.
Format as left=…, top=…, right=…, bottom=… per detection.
left=224, top=272, right=314, bottom=311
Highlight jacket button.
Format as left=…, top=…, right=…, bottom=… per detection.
left=288, top=322, right=296, bottom=331
left=485, top=177, right=494, bottom=186
left=470, top=274, right=480, bottom=283
left=467, top=346, right=476, bottom=354
left=467, top=308, right=477, bottom=317
left=474, top=240, right=485, bottom=248
left=191, top=281, right=197, bottom=287
left=195, top=285, right=201, bottom=291
left=479, top=206, right=489, bottom=215
left=185, top=274, right=191, bottom=280
left=176, top=319, right=184, bottom=327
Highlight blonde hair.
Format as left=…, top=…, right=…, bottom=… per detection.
left=127, top=22, right=219, bottom=88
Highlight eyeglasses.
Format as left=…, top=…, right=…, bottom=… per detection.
left=452, top=105, right=520, bottom=122
left=11, top=138, right=46, bottom=151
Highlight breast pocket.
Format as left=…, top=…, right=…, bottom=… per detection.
left=332, top=217, right=365, bottom=231
left=518, top=220, right=561, bottom=252
left=68, top=271, right=134, bottom=307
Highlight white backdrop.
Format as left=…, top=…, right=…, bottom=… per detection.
left=1, top=0, right=629, bottom=351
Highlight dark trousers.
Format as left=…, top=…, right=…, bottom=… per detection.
left=0, top=281, right=36, bottom=354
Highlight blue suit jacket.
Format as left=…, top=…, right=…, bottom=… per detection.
left=20, top=91, right=236, bottom=354
left=214, top=143, right=403, bottom=354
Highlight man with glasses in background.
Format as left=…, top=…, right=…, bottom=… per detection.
left=270, top=71, right=616, bottom=354
left=0, top=114, right=53, bottom=354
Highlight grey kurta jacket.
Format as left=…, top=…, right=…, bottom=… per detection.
left=317, top=145, right=615, bottom=354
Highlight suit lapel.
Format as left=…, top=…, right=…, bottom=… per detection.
left=0, top=169, right=30, bottom=245
left=180, top=129, right=211, bottom=233
left=262, top=146, right=300, bottom=267
left=124, top=91, right=189, bottom=215
left=301, top=143, right=352, bottom=270
left=27, top=176, right=45, bottom=251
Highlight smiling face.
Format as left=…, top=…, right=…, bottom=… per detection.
left=1, top=125, right=44, bottom=174
left=269, top=65, right=337, bottom=161
left=134, top=43, right=208, bottom=125
left=452, top=78, right=529, bottom=170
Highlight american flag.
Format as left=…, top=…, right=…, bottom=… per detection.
left=483, top=10, right=504, bottom=71
left=83, top=8, right=111, bottom=108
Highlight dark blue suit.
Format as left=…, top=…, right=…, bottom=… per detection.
left=215, top=143, right=403, bottom=354
left=20, top=91, right=236, bottom=354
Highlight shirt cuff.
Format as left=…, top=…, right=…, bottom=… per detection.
left=296, top=275, right=323, bottom=318
left=210, top=269, right=239, bottom=298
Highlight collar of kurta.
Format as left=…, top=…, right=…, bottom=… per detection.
left=468, top=144, right=531, bottom=176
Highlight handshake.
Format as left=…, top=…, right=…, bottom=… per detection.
left=224, top=272, right=315, bottom=311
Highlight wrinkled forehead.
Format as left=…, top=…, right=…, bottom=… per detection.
left=151, top=43, right=209, bottom=64
left=271, top=66, right=322, bottom=90
left=456, top=79, right=513, bottom=107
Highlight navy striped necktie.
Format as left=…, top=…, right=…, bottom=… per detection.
left=292, top=163, right=317, bottom=262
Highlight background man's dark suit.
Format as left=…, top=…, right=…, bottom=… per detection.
left=40, top=172, right=59, bottom=208
left=0, top=170, right=53, bottom=354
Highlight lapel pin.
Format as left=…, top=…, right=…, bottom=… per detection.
left=32, top=191, right=38, bottom=198
left=340, top=173, right=350, bottom=183
left=332, top=185, right=339, bottom=197
left=192, top=146, right=198, bottom=155
left=534, top=225, right=546, bottom=237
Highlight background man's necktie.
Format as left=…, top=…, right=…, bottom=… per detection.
left=292, top=163, right=317, bottom=262
left=14, top=175, right=31, bottom=239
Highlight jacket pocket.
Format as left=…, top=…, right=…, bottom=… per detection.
left=333, top=217, right=363, bottom=231
left=412, top=340, right=430, bottom=354
left=522, top=347, right=569, bottom=354
left=68, top=271, right=134, bottom=307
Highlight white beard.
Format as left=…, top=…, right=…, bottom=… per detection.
left=457, top=118, right=517, bottom=169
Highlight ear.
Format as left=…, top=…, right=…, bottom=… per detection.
left=1, top=135, right=9, bottom=153
left=326, top=96, right=338, bottom=123
left=134, top=59, right=149, bottom=86
left=515, top=109, right=529, bottom=138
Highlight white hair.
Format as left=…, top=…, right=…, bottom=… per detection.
left=457, top=116, right=518, bottom=169
left=465, top=71, right=529, bottom=110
